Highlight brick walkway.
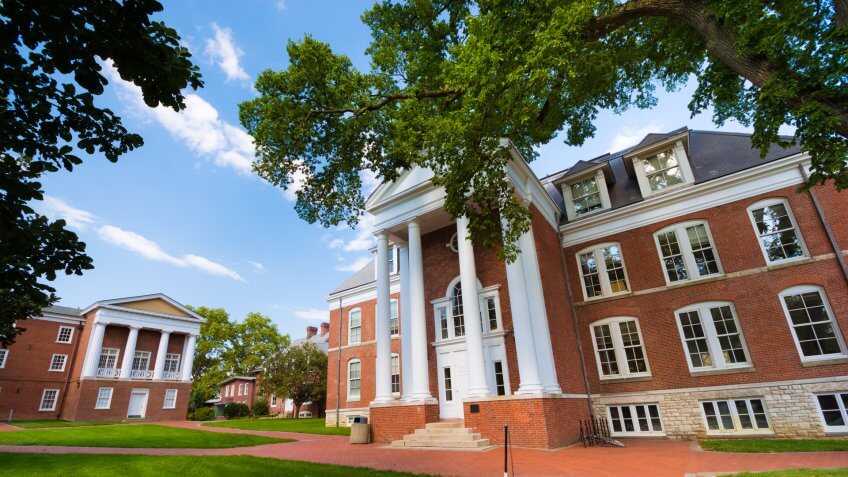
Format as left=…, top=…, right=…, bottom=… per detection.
left=0, top=420, right=846, bottom=476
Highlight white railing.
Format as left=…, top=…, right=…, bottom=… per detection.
left=130, top=369, right=154, bottom=380
left=96, top=367, right=121, bottom=378
left=163, top=371, right=181, bottom=381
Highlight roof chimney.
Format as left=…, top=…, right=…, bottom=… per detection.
left=320, top=321, right=330, bottom=336
left=306, top=326, right=318, bottom=339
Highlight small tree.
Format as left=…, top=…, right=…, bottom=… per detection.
left=222, top=402, right=250, bottom=420
left=252, top=399, right=269, bottom=417
left=262, top=343, right=327, bottom=419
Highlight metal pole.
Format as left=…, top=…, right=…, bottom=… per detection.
left=336, top=297, right=342, bottom=428
left=799, top=165, right=848, bottom=284
left=503, top=425, right=508, bottom=477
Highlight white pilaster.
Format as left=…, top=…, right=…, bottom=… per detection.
left=456, top=216, right=491, bottom=398
left=407, top=219, right=432, bottom=400
left=153, top=331, right=171, bottom=380
left=373, top=231, right=394, bottom=403
left=519, top=228, right=562, bottom=393
left=398, top=245, right=413, bottom=400
left=119, top=326, right=140, bottom=379
left=181, top=334, right=197, bottom=382
left=83, top=322, right=106, bottom=377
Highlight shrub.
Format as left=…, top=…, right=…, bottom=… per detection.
left=223, top=402, right=250, bottom=420
left=193, top=407, right=215, bottom=421
left=252, top=399, right=269, bottom=417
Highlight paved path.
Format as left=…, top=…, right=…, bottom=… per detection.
left=0, top=420, right=846, bottom=476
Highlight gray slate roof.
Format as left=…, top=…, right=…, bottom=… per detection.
left=330, top=259, right=376, bottom=295
left=43, top=305, right=83, bottom=317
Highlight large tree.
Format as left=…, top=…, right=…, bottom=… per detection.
left=261, top=343, right=328, bottom=419
left=240, top=0, right=848, bottom=260
left=0, top=0, right=202, bottom=346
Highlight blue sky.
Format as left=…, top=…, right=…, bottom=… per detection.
left=37, top=0, right=785, bottom=339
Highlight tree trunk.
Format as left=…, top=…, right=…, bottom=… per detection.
left=293, top=402, right=300, bottom=419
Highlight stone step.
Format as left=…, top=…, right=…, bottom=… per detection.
left=403, top=432, right=482, bottom=442
left=413, top=427, right=474, bottom=435
left=394, top=439, right=491, bottom=448
left=424, top=421, right=465, bottom=429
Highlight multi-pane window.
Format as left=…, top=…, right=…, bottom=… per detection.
left=451, top=282, right=466, bottom=337
left=577, top=243, right=629, bottom=300
left=607, top=404, right=664, bottom=436
left=164, top=353, right=181, bottom=373
left=132, top=351, right=151, bottom=371
left=748, top=199, right=806, bottom=263
left=570, top=176, right=603, bottom=216
left=271, top=395, right=278, bottom=407
left=493, top=361, right=506, bottom=396
left=655, top=222, right=721, bottom=284
left=95, top=387, right=113, bottom=409
left=238, top=383, right=244, bottom=396
left=675, top=302, right=749, bottom=372
left=56, top=326, right=74, bottom=343
left=780, top=286, right=845, bottom=360
left=701, top=398, right=770, bottom=434
left=815, top=392, right=848, bottom=432
left=641, top=149, right=685, bottom=192
left=438, top=307, right=449, bottom=340
left=484, top=296, right=499, bottom=331
left=590, top=317, right=649, bottom=379
left=391, top=354, right=400, bottom=395
left=0, top=349, right=6, bottom=368
left=348, top=360, right=361, bottom=400
left=98, top=348, right=119, bottom=369
left=164, top=389, right=178, bottom=409
left=390, top=299, right=399, bottom=336
left=443, top=368, right=453, bottom=401
left=348, top=309, right=362, bottom=344
left=49, top=354, right=67, bottom=372
left=244, top=383, right=250, bottom=396
left=39, top=389, right=59, bottom=411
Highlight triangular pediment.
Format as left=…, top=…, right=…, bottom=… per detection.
left=84, top=294, right=203, bottom=321
left=365, top=166, right=435, bottom=211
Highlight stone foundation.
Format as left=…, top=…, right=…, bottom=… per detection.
left=325, top=406, right=370, bottom=427
left=592, top=377, right=848, bottom=439
left=463, top=394, right=591, bottom=448
left=369, top=401, right=440, bottom=443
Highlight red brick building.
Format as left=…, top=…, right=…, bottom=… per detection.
left=324, top=128, right=848, bottom=448
left=0, top=294, right=202, bottom=422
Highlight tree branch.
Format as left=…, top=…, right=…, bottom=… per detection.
left=307, top=88, right=464, bottom=118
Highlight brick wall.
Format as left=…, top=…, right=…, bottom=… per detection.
left=370, top=402, right=439, bottom=443
left=64, top=379, right=192, bottom=421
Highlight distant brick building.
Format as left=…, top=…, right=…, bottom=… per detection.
left=0, top=294, right=203, bottom=422
left=324, top=128, right=848, bottom=449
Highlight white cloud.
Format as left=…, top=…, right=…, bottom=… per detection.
left=335, top=255, right=371, bottom=272
left=292, top=307, right=328, bottom=321
left=609, top=122, right=664, bottom=152
left=182, top=254, right=245, bottom=281
left=248, top=261, right=264, bottom=272
left=281, top=159, right=310, bottom=201
left=40, top=196, right=97, bottom=231
left=204, top=23, right=250, bottom=84
left=339, top=213, right=376, bottom=252
left=102, top=60, right=255, bottom=175
left=276, top=0, right=287, bottom=11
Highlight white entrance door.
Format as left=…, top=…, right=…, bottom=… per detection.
left=127, top=389, right=149, bottom=418
left=437, top=349, right=468, bottom=419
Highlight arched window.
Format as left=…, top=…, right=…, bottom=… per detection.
left=576, top=243, right=630, bottom=300
left=451, top=281, right=465, bottom=337
left=779, top=285, right=846, bottom=361
left=654, top=221, right=722, bottom=284
left=674, top=302, right=749, bottom=373
left=589, top=317, right=650, bottom=380
left=747, top=198, right=808, bottom=264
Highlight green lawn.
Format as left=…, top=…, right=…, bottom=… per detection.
left=726, top=469, right=848, bottom=476
left=0, top=424, right=289, bottom=448
left=8, top=420, right=123, bottom=429
left=204, top=417, right=351, bottom=436
left=0, top=454, right=425, bottom=477
left=701, top=439, right=848, bottom=453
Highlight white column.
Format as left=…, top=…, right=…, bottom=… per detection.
left=373, top=231, right=394, bottom=403
left=153, top=331, right=171, bottom=380
left=503, top=229, right=544, bottom=394
left=407, top=219, right=432, bottom=400
left=398, top=245, right=414, bottom=400
left=181, top=334, right=197, bottom=381
left=119, top=326, right=140, bottom=379
left=519, top=228, right=562, bottom=393
left=83, top=322, right=106, bottom=377
left=456, top=216, right=491, bottom=398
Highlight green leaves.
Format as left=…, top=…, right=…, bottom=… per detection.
left=262, top=343, right=328, bottom=416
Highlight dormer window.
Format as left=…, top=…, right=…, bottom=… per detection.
left=630, top=140, right=694, bottom=198
left=562, top=168, right=612, bottom=221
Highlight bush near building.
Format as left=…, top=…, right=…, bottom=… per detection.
left=223, top=403, right=250, bottom=420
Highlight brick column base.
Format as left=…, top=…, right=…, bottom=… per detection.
left=463, top=395, right=591, bottom=449
left=369, top=401, right=440, bottom=443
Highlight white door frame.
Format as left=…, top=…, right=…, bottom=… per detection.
left=127, top=388, right=149, bottom=418
left=433, top=335, right=509, bottom=419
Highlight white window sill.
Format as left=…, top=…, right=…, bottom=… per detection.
left=689, top=366, right=755, bottom=377
left=641, top=182, right=695, bottom=200
left=663, top=274, right=725, bottom=289
left=94, top=407, right=110, bottom=410
left=599, top=374, right=652, bottom=384
left=800, top=356, right=848, bottom=368
left=346, top=397, right=361, bottom=403
left=582, top=291, right=633, bottom=304
left=704, top=430, right=774, bottom=437
left=765, top=256, right=812, bottom=271
left=48, top=369, right=65, bottom=373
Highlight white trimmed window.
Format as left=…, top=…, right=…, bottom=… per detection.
left=0, top=349, right=8, bottom=368
left=815, top=392, right=848, bottom=433
left=701, top=398, right=771, bottom=434
left=238, top=383, right=244, bottom=396
left=375, top=245, right=400, bottom=277
left=562, top=169, right=611, bottom=220
left=632, top=142, right=694, bottom=197
left=748, top=198, right=807, bottom=264
left=675, top=302, right=750, bottom=373
left=164, top=389, right=178, bottom=409
left=39, top=389, right=59, bottom=411
left=655, top=221, right=722, bottom=284
left=244, top=383, right=250, bottom=396
left=590, top=317, right=650, bottom=380
left=223, top=386, right=229, bottom=398
left=163, top=353, right=181, bottom=373
left=577, top=243, right=630, bottom=300
left=390, top=299, right=399, bottom=336
left=98, top=348, right=119, bottom=369
left=348, top=308, right=362, bottom=344
left=391, top=353, right=400, bottom=395
left=607, top=404, right=664, bottom=436
left=347, top=359, right=361, bottom=400
left=271, top=395, right=278, bottom=407
left=95, top=387, right=113, bottom=409
left=132, top=351, right=151, bottom=371
left=779, top=285, right=846, bottom=361
left=48, top=354, right=67, bottom=372
left=56, top=326, right=74, bottom=343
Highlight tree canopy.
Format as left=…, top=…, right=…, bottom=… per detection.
left=0, top=0, right=202, bottom=346
left=261, top=342, right=328, bottom=418
left=240, top=0, right=848, bottom=260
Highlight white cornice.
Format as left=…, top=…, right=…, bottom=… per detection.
left=326, top=275, right=401, bottom=307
